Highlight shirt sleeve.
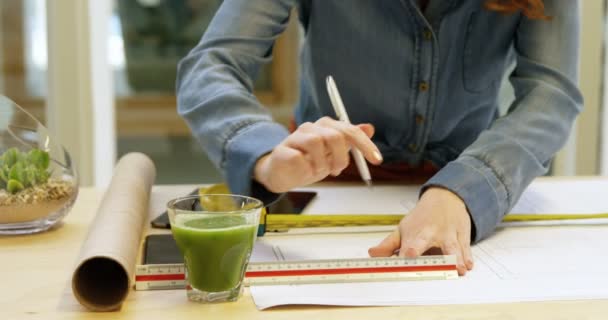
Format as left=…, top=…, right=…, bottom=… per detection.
left=176, top=0, right=297, bottom=202
left=423, top=0, right=583, bottom=242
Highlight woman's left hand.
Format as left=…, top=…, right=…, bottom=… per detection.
left=368, top=187, right=474, bottom=276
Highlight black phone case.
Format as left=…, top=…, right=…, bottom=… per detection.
left=150, top=188, right=200, bottom=229
left=151, top=212, right=171, bottom=228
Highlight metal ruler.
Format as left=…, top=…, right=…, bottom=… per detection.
left=134, top=255, right=458, bottom=290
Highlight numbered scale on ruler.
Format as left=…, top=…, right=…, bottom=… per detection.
left=135, top=255, right=458, bottom=291
left=135, top=264, right=186, bottom=291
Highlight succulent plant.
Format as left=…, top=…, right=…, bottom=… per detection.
left=0, top=147, right=51, bottom=194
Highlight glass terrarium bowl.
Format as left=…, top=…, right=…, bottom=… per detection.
left=0, top=96, right=78, bottom=235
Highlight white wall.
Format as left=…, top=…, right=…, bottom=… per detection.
left=46, top=0, right=115, bottom=187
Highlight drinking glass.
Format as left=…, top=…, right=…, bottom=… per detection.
left=167, top=194, right=262, bottom=303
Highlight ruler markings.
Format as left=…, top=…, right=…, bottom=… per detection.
left=134, top=256, right=458, bottom=290
left=245, top=264, right=456, bottom=278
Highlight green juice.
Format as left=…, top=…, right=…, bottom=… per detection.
left=172, top=215, right=256, bottom=292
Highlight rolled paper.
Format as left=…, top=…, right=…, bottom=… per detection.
left=71, top=153, right=156, bottom=311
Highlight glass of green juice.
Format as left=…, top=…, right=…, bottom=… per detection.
left=167, top=194, right=262, bottom=303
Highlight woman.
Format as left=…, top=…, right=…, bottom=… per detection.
left=177, top=0, right=582, bottom=275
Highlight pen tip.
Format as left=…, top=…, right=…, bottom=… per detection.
left=364, top=180, right=373, bottom=190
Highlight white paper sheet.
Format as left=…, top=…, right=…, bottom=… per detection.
left=249, top=226, right=608, bottom=309
left=300, top=179, right=608, bottom=218
left=299, top=184, right=420, bottom=214
left=510, top=179, right=608, bottom=214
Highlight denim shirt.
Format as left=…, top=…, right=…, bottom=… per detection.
left=177, top=0, right=583, bottom=242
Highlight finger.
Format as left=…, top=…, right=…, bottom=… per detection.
left=357, top=123, right=375, bottom=138
left=368, top=229, right=400, bottom=257
left=287, top=131, right=329, bottom=176
left=339, top=122, right=382, bottom=164
left=317, top=118, right=382, bottom=165
left=458, top=231, right=474, bottom=270
left=461, top=242, right=474, bottom=271
left=441, top=238, right=467, bottom=276
left=399, top=229, right=433, bottom=258
left=313, top=123, right=349, bottom=175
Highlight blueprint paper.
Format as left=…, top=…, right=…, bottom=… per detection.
left=250, top=226, right=608, bottom=309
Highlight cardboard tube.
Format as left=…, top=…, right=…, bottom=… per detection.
left=71, top=153, right=156, bottom=311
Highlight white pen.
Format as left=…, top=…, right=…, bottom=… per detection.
left=325, top=75, right=373, bottom=187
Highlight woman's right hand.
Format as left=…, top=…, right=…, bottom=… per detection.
left=254, top=117, right=383, bottom=193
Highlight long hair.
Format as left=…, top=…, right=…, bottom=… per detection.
left=485, top=0, right=549, bottom=19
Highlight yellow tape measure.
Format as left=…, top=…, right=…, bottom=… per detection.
left=198, top=184, right=608, bottom=235
left=198, top=184, right=405, bottom=235
left=263, top=214, right=403, bottom=232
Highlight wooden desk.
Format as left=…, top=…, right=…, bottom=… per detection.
left=1, top=183, right=607, bottom=319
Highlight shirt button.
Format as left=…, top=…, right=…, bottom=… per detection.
left=408, top=143, right=418, bottom=152
left=423, top=29, right=433, bottom=40
left=415, top=114, right=425, bottom=125
left=419, top=81, right=429, bottom=92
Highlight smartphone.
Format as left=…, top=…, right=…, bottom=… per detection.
left=265, top=190, right=317, bottom=214
left=143, top=234, right=182, bottom=264
left=150, top=189, right=317, bottom=229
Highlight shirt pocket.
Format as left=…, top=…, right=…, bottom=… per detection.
left=462, top=11, right=502, bottom=93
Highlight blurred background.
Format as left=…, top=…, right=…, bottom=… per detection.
left=0, top=0, right=604, bottom=187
